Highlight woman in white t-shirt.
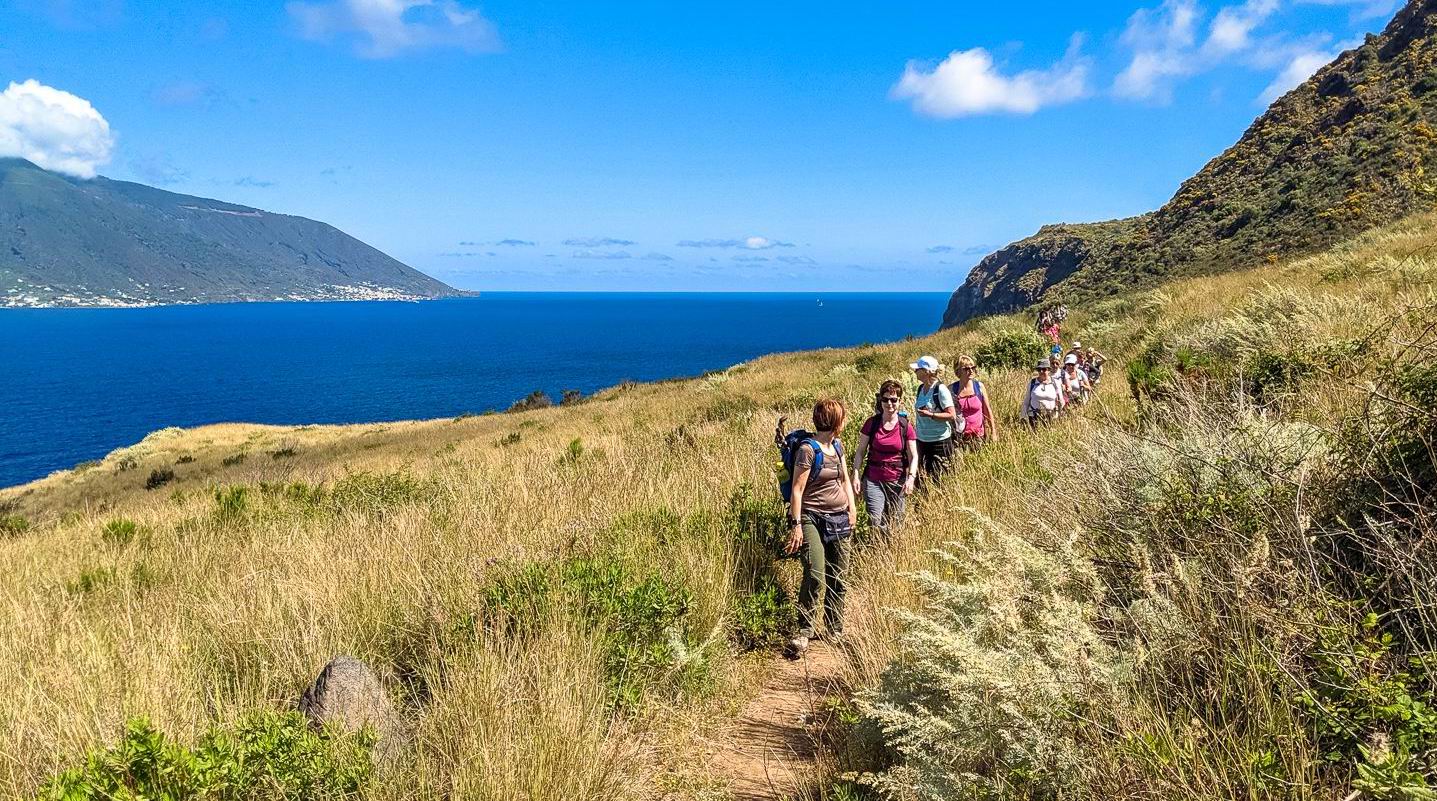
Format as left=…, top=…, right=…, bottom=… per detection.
left=1023, top=360, right=1064, bottom=426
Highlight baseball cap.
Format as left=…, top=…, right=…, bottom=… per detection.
left=909, top=355, right=940, bottom=372
left=1065, top=354, right=1079, bottom=365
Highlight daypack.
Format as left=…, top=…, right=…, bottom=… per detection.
left=774, top=422, right=844, bottom=504
left=949, top=379, right=984, bottom=404
left=862, top=412, right=912, bottom=475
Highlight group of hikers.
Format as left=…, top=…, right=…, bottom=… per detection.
left=774, top=339, right=1105, bottom=656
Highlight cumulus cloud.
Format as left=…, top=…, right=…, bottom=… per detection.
left=891, top=34, right=1090, bottom=118
left=1114, top=0, right=1355, bottom=102
left=287, top=0, right=501, bottom=58
left=0, top=79, right=114, bottom=178
left=564, top=236, right=636, bottom=247
left=677, top=236, right=795, bottom=250
left=1259, top=45, right=1345, bottom=102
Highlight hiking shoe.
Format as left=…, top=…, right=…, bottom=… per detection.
left=786, top=634, right=810, bottom=658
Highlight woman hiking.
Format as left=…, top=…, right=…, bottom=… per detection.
left=784, top=399, right=858, bottom=656
left=1060, top=353, right=1092, bottom=405
left=950, top=354, right=998, bottom=449
left=1023, top=360, right=1064, bottom=427
left=850, top=380, right=918, bottom=539
left=910, top=356, right=957, bottom=482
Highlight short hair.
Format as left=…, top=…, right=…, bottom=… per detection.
left=878, top=379, right=904, bottom=398
left=812, top=398, right=847, bottom=433
left=955, top=354, right=977, bottom=370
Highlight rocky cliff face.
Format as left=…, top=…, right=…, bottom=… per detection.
left=942, top=0, right=1437, bottom=328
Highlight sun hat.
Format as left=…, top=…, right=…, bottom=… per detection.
left=1064, top=354, right=1079, bottom=365
left=1073, top=341, right=1083, bottom=349
left=1035, top=360, right=1052, bottom=370
left=909, top=355, right=941, bottom=372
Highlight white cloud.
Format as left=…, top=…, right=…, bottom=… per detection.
left=892, top=34, right=1090, bottom=118
left=1113, top=0, right=1201, bottom=100
left=0, top=80, right=113, bottom=178
left=287, top=0, right=500, bottom=58
left=1258, top=45, right=1343, bottom=102
left=1205, top=0, right=1281, bottom=57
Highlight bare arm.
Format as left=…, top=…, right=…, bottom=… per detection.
left=981, top=392, right=999, bottom=442
left=785, top=451, right=812, bottom=554
left=851, top=432, right=870, bottom=493
left=841, top=452, right=858, bottom=526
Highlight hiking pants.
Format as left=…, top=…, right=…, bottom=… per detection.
left=797, top=519, right=850, bottom=637
left=861, top=477, right=905, bottom=539
left=916, top=437, right=955, bottom=484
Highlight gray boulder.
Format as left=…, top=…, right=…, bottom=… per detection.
left=298, top=655, right=402, bottom=757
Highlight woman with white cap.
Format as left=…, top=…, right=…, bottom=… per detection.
left=1060, top=353, right=1093, bottom=405
left=1023, top=360, right=1065, bottom=427
left=910, top=355, right=956, bottom=482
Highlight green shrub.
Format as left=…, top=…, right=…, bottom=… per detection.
left=975, top=329, right=1048, bottom=370
left=269, top=446, right=298, bottom=460
left=328, top=471, right=432, bottom=515
left=66, top=567, right=117, bottom=596
left=564, top=438, right=584, bottom=463
left=0, top=514, right=30, bottom=538
left=37, top=712, right=374, bottom=801
left=853, top=350, right=885, bottom=374
left=508, top=390, right=553, bottom=412
left=221, top=452, right=247, bottom=467
left=101, top=519, right=139, bottom=546
left=115, top=457, right=138, bottom=473
left=144, top=468, right=175, bottom=491
left=175, top=454, right=196, bottom=465
left=213, top=486, right=250, bottom=521
left=730, top=580, right=794, bottom=651
left=495, top=431, right=522, bottom=447
left=481, top=555, right=699, bottom=710
left=561, top=388, right=584, bottom=405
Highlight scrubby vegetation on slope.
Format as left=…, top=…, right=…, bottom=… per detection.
left=1, top=213, right=1434, bottom=799
left=944, top=0, right=1437, bottom=326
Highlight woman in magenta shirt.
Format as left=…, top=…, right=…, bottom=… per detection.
left=850, top=380, right=919, bottom=538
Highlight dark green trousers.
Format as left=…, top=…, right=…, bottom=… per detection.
left=797, top=520, right=850, bottom=637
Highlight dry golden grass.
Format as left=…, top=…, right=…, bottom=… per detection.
left=2, top=210, right=1434, bottom=799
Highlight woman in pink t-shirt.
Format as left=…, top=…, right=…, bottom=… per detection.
left=950, top=354, right=998, bottom=449
left=850, top=380, right=919, bottom=539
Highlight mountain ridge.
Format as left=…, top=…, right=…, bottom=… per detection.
left=942, top=0, right=1437, bottom=327
left=0, top=158, right=465, bottom=308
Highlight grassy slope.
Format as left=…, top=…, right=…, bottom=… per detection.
left=1, top=213, right=1434, bottom=798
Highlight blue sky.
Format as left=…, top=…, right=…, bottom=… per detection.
left=0, top=0, right=1401, bottom=291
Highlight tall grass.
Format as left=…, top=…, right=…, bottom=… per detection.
left=1, top=211, right=1435, bottom=798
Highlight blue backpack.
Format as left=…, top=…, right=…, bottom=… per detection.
left=776, top=428, right=844, bottom=504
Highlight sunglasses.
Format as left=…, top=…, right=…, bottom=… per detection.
left=880, top=396, right=901, bottom=404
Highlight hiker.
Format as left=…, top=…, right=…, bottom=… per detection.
left=910, top=355, right=957, bottom=482
left=1060, top=354, right=1092, bottom=405
left=1023, top=360, right=1064, bottom=426
left=784, top=399, right=858, bottom=655
left=1084, top=346, right=1107, bottom=386
left=851, top=380, right=918, bottom=539
left=950, top=354, right=998, bottom=449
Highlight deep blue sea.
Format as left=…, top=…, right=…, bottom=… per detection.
left=1, top=292, right=947, bottom=488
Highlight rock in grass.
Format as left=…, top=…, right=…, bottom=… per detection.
left=298, top=655, right=401, bottom=758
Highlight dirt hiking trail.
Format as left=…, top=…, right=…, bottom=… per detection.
left=708, top=642, right=844, bottom=800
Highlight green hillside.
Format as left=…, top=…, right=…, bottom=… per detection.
left=0, top=158, right=462, bottom=307
left=943, top=0, right=1437, bottom=327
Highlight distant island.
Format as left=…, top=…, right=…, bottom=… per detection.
left=0, top=157, right=467, bottom=308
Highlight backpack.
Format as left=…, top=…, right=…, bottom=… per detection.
left=775, top=427, right=844, bottom=504
left=949, top=379, right=984, bottom=403
left=862, top=412, right=912, bottom=474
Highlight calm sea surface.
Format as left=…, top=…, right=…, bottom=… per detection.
left=1, top=292, right=948, bottom=488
